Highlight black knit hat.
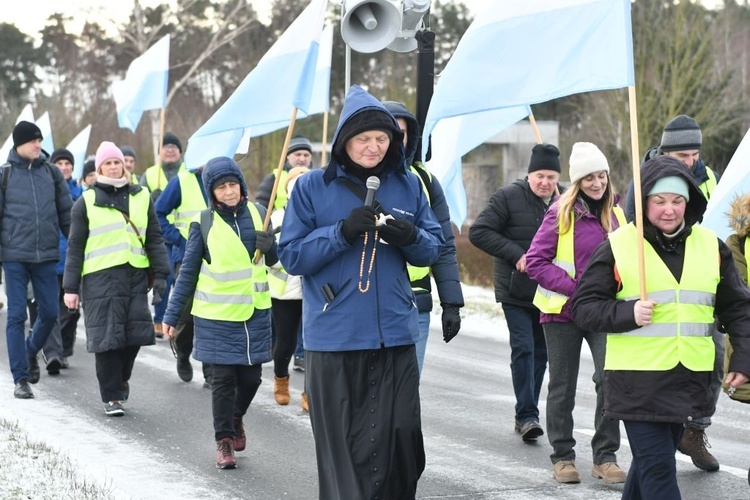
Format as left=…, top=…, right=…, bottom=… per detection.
left=660, top=115, right=702, bottom=152
left=120, top=145, right=136, bottom=160
left=13, top=120, right=43, bottom=148
left=82, top=157, right=96, bottom=178
left=50, top=148, right=75, bottom=166
left=528, top=144, right=561, bottom=173
left=287, top=136, right=312, bottom=155
left=334, top=110, right=401, bottom=158
left=213, top=174, right=241, bottom=188
left=162, top=132, right=182, bottom=153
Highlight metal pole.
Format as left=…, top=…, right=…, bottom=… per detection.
left=345, top=44, right=351, bottom=93
left=415, top=29, right=435, bottom=162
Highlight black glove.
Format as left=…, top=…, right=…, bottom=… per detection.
left=379, top=217, right=417, bottom=247
left=152, top=278, right=167, bottom=306
left=342, top=206, right=378, bottom=244
left=255, top=230, right=275, bottom=254
left=441, top=304, right=461, bottom=343
left=150, top=188, right=162, bottom=202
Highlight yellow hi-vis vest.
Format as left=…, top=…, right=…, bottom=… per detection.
left=607, top=223, right=717, bottom=371
left=698, top=168, right=717, bottom=201
left=407, top=165, right=431, bottom=288
left=144, top=162, right=186, bottom=193
left=273, top=170, right=290, bottom=210
left=82, top=189, right=150, bottom=276
left=191, top=204, right=271, bottom=321
left=533, top=205, right=626, bottom=313
left=173, top=171, right=207, bottom=239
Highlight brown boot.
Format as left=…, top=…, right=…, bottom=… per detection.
left=678, top=427, right=719, bottom=471
left=154, top=322, right=164, bottom=339
left=592, top=462, right=627, bottom=484
left=215, top=438, right=236, bottom=469
left=274, top=376, right=290, bottom=405
left=553, top=460, right=580, bottom=483
left=301, top=392, right=309, bottom=413
left=233, top=416, right=246, bottom=452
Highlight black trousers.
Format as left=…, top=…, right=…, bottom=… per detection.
left=57, top=276, right=81, bottom=356
left=271, top=298, right=302, bottom=378
left=212, top=363, right=263, bottom=441
left=95, top=346, right=140, bottom=403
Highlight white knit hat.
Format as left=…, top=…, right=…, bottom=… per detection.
left=568, top=142, right=609, bottom=184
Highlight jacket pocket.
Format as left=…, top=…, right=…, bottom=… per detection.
left=508, top=271, right=537, bottom=302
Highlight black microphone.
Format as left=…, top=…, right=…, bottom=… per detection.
left=364, top=176, right=380, bottom=207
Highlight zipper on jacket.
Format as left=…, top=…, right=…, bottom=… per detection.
left=29, top=163, right=42, bottom=262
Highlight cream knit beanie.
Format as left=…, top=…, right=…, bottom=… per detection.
left=568, top=142, right=609, bottom=184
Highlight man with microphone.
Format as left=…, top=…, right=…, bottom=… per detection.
left=279, top=85, right=444, bottom=500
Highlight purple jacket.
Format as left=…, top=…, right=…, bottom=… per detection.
left=526, top=197, right=624, bottom=323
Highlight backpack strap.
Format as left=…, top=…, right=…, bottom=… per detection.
left=412, top=165, right=433, bottom=205
left=338, top=178, right=383, bottom=212
left=200, top=208, right=214, bottom=265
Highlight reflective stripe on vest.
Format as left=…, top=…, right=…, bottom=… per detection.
left=698, top=168, right=717, bottom=200
left=173, top=171, right=207, bottom=239
left=407, top=165, right=431, bottom=287
left=607, top=223, right=717, bottom=371
left=273, top=170, right=290, bottom=210
left=533, top=205, right=626, bottom=313
left=191, top=204, right=271, bottom=321
left=82, top=189, right=151, bottom=276
left=267, top=266, right=289, bottom=297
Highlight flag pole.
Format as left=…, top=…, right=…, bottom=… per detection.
left=628, top=85, right=646, bottom=300
left=157, top=108, right=166, bottom=190
left=528, top=112, right=543, bottom=144
left=321, top=110, right=329, bottom=166
left=254, top=107, right=299, bottom=263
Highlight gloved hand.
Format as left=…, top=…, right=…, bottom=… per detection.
left=342, top=206, right=378, bottom=244
left=441, top=304, right=461, bottom=343
left=150, top=188, right=162, bottom=202
left=379, top=217, right=417, bottom=247
left=152, top=278, right=167, bottom=306
left=255, top=230, right=275, bottom=254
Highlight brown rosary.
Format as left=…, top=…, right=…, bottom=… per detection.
left=358, top=226, right=379, bottom=293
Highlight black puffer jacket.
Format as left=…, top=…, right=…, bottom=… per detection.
left=469, top=179, right=554, bottom=308
left=63, top=182, right=170, bottom=353
left=1, top=149, right=72, bottom=262
left=572, top=156, right=750, bottom=423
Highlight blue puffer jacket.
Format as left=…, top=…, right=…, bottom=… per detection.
left=163, top=157, right=277, bottom=366
left=1, top=149, right=72, bottom=263
left=279, top=85, right=444, bottom=352
left=56, top=178, right=82, bottom=275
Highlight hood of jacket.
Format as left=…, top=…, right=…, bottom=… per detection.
left=728, top=193, right=750, bottom=238
left=639, top=155, right=706, bottom=228
left=382, top=100, right=419, bottom=166
left=324, top=85, right=405, bottom=184
left=201, top=156, right=248, bottom=209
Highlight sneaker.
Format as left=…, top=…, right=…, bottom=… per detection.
left=553, top=460, right=580, bottom=483
left=28, top=355, right=40, bottom=384
left=60, top=357, right=69, bottom=369
left=293, top=356, right=305, bottom=372
left=46, top=357, right=62, bottom=376
left=104, top=401, right=125, bottom=417
left=678, top=427, right=720, bottom=471
left=13, top=381, right=34, bottom=399
left=154, top=322, right=164, bottom=339
left=233, top=416, right=246, bottom=452
left=301, top=392, right=309, bottom=413
left=274, top=376, right=290, bottom=405
left=515, top=420, right=544, bottom=442
left=203, top=375, right=212, bottom=389
left=176, top=354, right=193, bottom=382
left=215, top=438, right=237, bottom=469
left=592, top=462, right=627, bottom=484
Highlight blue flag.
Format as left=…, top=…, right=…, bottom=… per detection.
left=423, top=0, right=635, bottom=227
left=184, top=0, right=328, bottom=170
left=112, top=35, right=170, bottom=132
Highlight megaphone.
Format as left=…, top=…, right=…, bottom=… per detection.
left=341, top=0, right=403, bottom=53
left=387, top=0, right=430, bottom=53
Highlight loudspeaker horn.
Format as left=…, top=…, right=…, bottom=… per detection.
left=341, top=0, right=403, bottom=53
left=387, top=0, right=430, bottom=53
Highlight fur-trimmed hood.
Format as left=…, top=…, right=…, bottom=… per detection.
left=728, top=193, right=750, bottom=238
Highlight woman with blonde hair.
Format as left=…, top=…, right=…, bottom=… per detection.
left=526, top=142, right=627, bottom=484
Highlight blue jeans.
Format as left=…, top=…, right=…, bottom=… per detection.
left=622, top=420, right=683, bottom=500
left=543, top=321, right=620, bottom=464
left=415, top=311, right=430, bottom=376
left=502, top=304, right=547, bottom=424
left=295, top=322, right=304, bottom=358
left=4, top=261, right=59, bottom=383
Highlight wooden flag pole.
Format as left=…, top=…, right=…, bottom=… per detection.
left=320, top=110, right=329, bottom=166
left=157, top=108, right=167, bottom=190
left=254, top=107, right=299, bottom=263
left=528, top=112, right=543, bottom=144
left=628, top=85, right=647, bottom=300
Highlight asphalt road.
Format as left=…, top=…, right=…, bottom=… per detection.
left=1, top=302, right=749, bottom=499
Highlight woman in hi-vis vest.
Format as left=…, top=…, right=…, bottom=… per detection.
left=526, top=142, right=627, bottom=485
left=162, top=156, right=277, bottom=470
left=63, top=142, right=170, bottom=417
left=571, top=156, right=750, bottom=498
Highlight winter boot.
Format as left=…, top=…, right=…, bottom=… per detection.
left=233, top=416, right=246, bottom=452
left=14, top=381, right=34, bottom=399
left=553, top=460, right=580, bottom=483
left=678, top=427, right=720, bottom=471
left=274, top=376, right=290, bottom=405
left=176, top=353, right=193, bottom=382
left=301, top=392, right=309, bottom=413
left=28, top=355, right=40, bottom=384
left=154, top=322, right=164, bottom=339
left=215, top=438, right=237, bottom=469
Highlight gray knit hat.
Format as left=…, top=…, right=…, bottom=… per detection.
left=287, top=136, right=312, bottom=155
left=660, top=115, right=702, bottom=152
